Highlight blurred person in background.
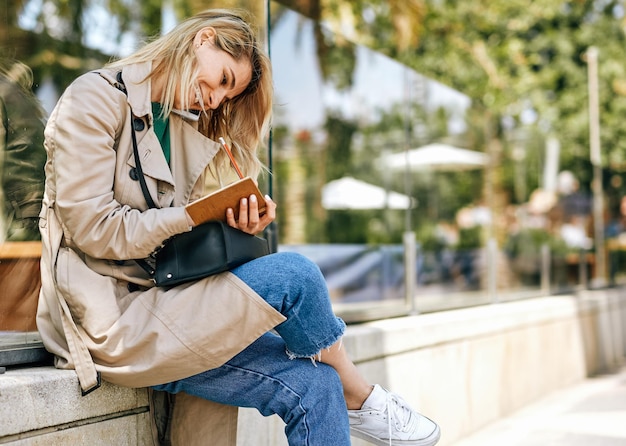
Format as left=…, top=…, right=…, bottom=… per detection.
left=0, top=58, right=47, bottom=242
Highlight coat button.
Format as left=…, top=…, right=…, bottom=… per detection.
left=133, top=118, right=145, bottom=131
left=129, top=167, right=139, bottom=180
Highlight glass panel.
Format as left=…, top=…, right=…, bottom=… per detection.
left=269, top=0, right=616, bottom=318
left=269, top=4, right=409, bottom=320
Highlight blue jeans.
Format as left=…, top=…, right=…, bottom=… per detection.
left=153, top=252, right=351, bottom=446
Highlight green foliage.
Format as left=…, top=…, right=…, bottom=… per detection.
left=457, top=226, right=482, bottom=250
left=325, top=210, right=373, bottom=243
left=406, top=1, right=626, bottom=174
left=414, top=221, right=445, bottom=252
left=505, top=227, right=570, bottom=274
left=324, top=113, right=358, bottom=180
left=308, top=0, right=626, bottom=206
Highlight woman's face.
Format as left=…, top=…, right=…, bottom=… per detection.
left=186, top=27, right=252, bottom=112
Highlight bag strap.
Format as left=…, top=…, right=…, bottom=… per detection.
left=129, top=118, right=157, bottom=209
left=114, top=72, right=156, bottom=210
left=111, top=72, right=159, bottom=277
left=129, top=119, right=157, bottom=275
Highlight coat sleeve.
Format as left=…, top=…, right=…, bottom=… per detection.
left=45, top=73, right=190, bottom=260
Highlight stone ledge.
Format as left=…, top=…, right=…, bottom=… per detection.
left=342, top=293, right=622, bottom=365
left=2, top=290, right=624, bottom=446
left=0, top=367, right=149, bottom=439
left=2, top=412, right=151, bottom=446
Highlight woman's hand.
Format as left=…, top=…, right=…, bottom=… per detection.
left=226, top=194, right=276, bottom=234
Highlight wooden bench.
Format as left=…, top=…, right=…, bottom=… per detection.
left=0, top=241, right=41, bottom=332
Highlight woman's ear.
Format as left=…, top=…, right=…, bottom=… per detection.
left=194, top=27, right=216, bottom=48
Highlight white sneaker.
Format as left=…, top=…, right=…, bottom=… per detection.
left=348, top=384, right=441, bottom=446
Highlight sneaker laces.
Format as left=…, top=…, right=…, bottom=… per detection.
left=383, top=391, right=419, bottom=445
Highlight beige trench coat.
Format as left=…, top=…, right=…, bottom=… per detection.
left=36, top=62, right=285, bottom=444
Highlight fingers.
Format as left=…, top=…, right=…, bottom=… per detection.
left=226, top=194, right=276, bottom=234
left=226, top=206, right=237, bottom=227
left=263, top=195, right=277, bottom=222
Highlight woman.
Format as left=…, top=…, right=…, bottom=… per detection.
left=36, top=8, right=440, bottom=446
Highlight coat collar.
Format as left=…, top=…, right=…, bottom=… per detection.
left=120, top=62, right=153, bottom=120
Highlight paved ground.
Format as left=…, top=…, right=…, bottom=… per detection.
left=451, top=366, right=626, bottom=446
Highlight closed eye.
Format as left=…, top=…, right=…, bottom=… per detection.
left=228, top=68, right=236, bottom=89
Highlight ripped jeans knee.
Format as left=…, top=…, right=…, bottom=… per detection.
left=231, top=251, right=346, bottom=360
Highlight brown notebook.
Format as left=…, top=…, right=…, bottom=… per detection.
left=185, top=176, right=267, bottom=225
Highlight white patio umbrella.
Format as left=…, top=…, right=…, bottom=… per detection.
left=378, top=143, right=488, bottom=222
left=321, top=176, right=413, bottom=210
left=380, top=143, right=488, bottom=171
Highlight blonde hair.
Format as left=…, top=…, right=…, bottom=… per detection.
left=0, top=59, right=34, bottom=90
left=107, top=9, right=272, bottom=178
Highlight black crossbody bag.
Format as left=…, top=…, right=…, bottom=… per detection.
left=131, top=127, right=270, bottom=286
left=124, top=93, right=269, bottom=287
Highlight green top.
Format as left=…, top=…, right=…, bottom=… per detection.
left=151, top=102, right=170, bottom=164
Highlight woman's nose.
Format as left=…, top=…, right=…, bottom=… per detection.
left=209, top=89, right=226, bottom=109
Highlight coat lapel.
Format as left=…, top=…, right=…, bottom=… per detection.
left=169, top=116, right=221, bottom=207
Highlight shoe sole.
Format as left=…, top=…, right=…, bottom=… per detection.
left=350, top=424, right=441, bottom=446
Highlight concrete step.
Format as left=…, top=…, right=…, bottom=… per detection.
left=0, top=366, right=151, bottom=445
